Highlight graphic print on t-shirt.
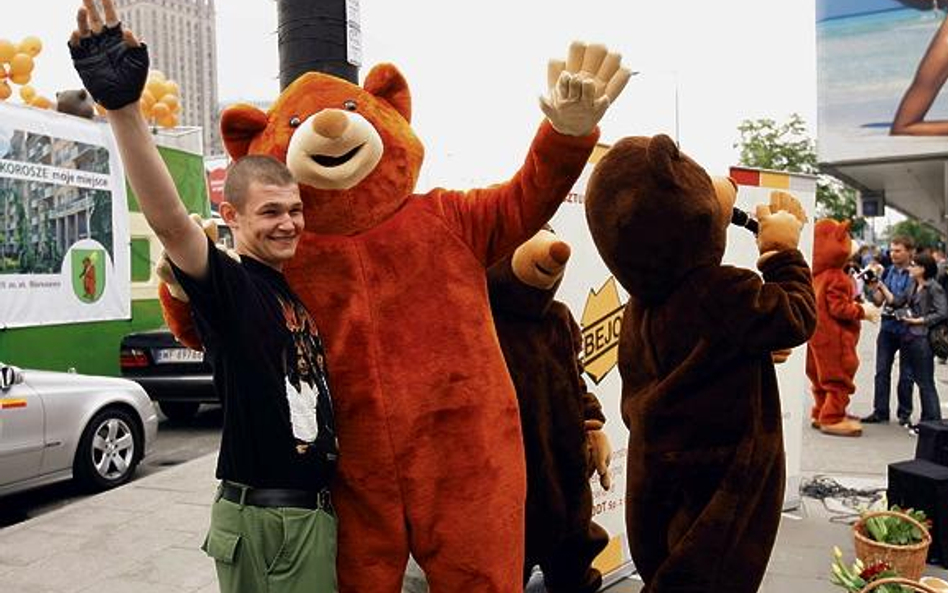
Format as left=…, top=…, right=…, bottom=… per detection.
left=279, top=296, right=335, bottom=453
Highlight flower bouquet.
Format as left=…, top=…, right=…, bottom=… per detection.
left=831, top=546, right=906, bottom=593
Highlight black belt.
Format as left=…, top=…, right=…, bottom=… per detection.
left=219, top=481, right=331, bottom=511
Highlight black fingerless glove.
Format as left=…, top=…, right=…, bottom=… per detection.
left=68, top=23, right=149, bottom=111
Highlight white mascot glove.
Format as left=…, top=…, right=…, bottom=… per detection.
left=155, top=213, right=239, bottom=302
left=861, top=302, right=882, bottom=324
left=539, top=41, right=634, bottom=137
left=755, top=191, right=808, bottom=266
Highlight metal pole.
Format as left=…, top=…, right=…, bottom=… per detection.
left=277, top=0, right=359, bottom=89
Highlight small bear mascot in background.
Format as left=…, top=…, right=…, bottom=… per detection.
left=807, top=219, right=880, bottom=437
left=55, top=89, right=95, bottom=119
left=583, top=134, right=816, bottom=593
left=487, top=226, right=611, bottom=593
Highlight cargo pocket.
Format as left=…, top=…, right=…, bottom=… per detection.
left=202, top=528, right=241, bottom=565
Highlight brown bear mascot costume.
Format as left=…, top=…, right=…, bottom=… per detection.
left=807, top=219, right=880, bottom=437
left=583, top=134, right=816, bottom=592
left=159, top=44, right=632, bottom=593
left=487, top=227, right=612, bottom=593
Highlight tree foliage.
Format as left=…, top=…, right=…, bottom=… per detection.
left=885, top=219, right=942, bottom=251
left=734, top=114, right=863, bottom=232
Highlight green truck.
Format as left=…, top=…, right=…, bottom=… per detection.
left=0, top=127, right=210, bottom=377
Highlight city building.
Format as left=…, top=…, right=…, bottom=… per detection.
left=0, top=132, right=111, bottom=273
left=114, top=0, right=220, bottom=155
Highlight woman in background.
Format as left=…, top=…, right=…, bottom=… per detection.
left=900, top=252, right=947, bottom=431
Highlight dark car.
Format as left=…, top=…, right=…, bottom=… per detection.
left=119, top=328, right=216, bottom=421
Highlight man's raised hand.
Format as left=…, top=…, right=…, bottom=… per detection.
left=68, top=0, right=148, bottom=111
left=539, top=41, right=634, bottom=137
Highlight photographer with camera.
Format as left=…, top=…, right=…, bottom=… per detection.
left=863, top=236, right=918, bottom=427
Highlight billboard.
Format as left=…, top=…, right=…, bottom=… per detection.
left=0, top=102, right=129, bottom=329
left=817, top=0, right=948, bottom=163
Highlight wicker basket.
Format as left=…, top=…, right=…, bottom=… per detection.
left=859, top=576, right=940, bottom=592
left=853, top=510, right=932, bottom=582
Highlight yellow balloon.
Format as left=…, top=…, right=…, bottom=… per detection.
left=146, top=79, right=166, bottom=100
left=10, top=72, right=31, bottom=85
left=19, top=84, right=35, bottom=102
left=139, top=101, right=152, bottom=118
left=158, top=113, right=178, bottom=128
left=140, top=89, right=156, bottom=110
left=29, top=95, right=52, bottom=109
left=18, top=36, right=42, bottom=58
left=0, top=81, right=11, bottom=100
left=163, top=80, right=179, bottom=97
left=151, top=102, right=170, bottom=119
left=159, top=94, right=179, bottom=112
left=170, top=101, right=181, bottom=114
left=0, top=66, right=7, bottom=80
left=0, top=40, right=15, bottom=63
left=10, top=53, right=34, bottom=76
left=149, top=69, right=166, bottom=82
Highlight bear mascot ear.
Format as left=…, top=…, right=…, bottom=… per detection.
left=363, top=63, right=412, bottom=123
left=220, top=104, right=270, bottom=159
left=646, top=134, right=681, bottom=186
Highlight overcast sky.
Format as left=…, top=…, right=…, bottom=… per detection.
left=4, top=1, right=817, bottom=187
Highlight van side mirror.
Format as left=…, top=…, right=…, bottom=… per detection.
left=0, top=364, right=24, bottom=391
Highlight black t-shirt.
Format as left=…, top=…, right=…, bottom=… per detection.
left=171, top=239, right=337, bottom=491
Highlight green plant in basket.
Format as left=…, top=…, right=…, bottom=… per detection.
left=830, top=547, right=907, bottom=593
left=863, top=507, right=931, bottom=546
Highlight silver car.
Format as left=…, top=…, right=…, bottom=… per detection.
left=0, top=361, right=158, bottom=496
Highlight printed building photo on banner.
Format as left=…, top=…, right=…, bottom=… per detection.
left=0, top=102, right=129, bottom=328
left=817, top=0, right=948, bottom=161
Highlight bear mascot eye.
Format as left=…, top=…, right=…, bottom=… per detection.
left=289, top=116, right=302, bottom=128
left=343, top=100, right=358, bottom=111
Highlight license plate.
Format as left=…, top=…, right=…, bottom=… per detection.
left=154, top=348, right=204, bottom=364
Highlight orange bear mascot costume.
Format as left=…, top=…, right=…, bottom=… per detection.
left=807, top=219, right=880, bottom=437
left=160, top=45, right=631, bottom=592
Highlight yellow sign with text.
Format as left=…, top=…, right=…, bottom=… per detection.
left=581, top=277, right=624, bottom=384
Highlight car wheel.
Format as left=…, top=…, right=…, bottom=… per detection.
left=158, top=401, right=200, bottom=422
left=74, top=407, right=142, bottom=492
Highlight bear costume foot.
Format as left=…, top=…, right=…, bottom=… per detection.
left=819, top=418, right=863, bottom=437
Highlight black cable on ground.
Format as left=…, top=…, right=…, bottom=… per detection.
left=799, top=475, right=887, bottom=524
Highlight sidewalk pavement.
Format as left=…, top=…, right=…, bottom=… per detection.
left=1, top=322, right=947, bottom=593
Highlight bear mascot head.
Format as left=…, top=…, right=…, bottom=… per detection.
left=220, top=66, right=422, bottom=236
left=812, top=218, right=853, bottom=276
left=584, top=134, right=732, bottom=306
left=56, top=89, right=96, bottom=119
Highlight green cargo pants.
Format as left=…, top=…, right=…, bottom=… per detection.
left=202, top=485, right=337, bottom=593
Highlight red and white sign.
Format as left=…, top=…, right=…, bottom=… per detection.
left=205, top=157, right=228, bottom=211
